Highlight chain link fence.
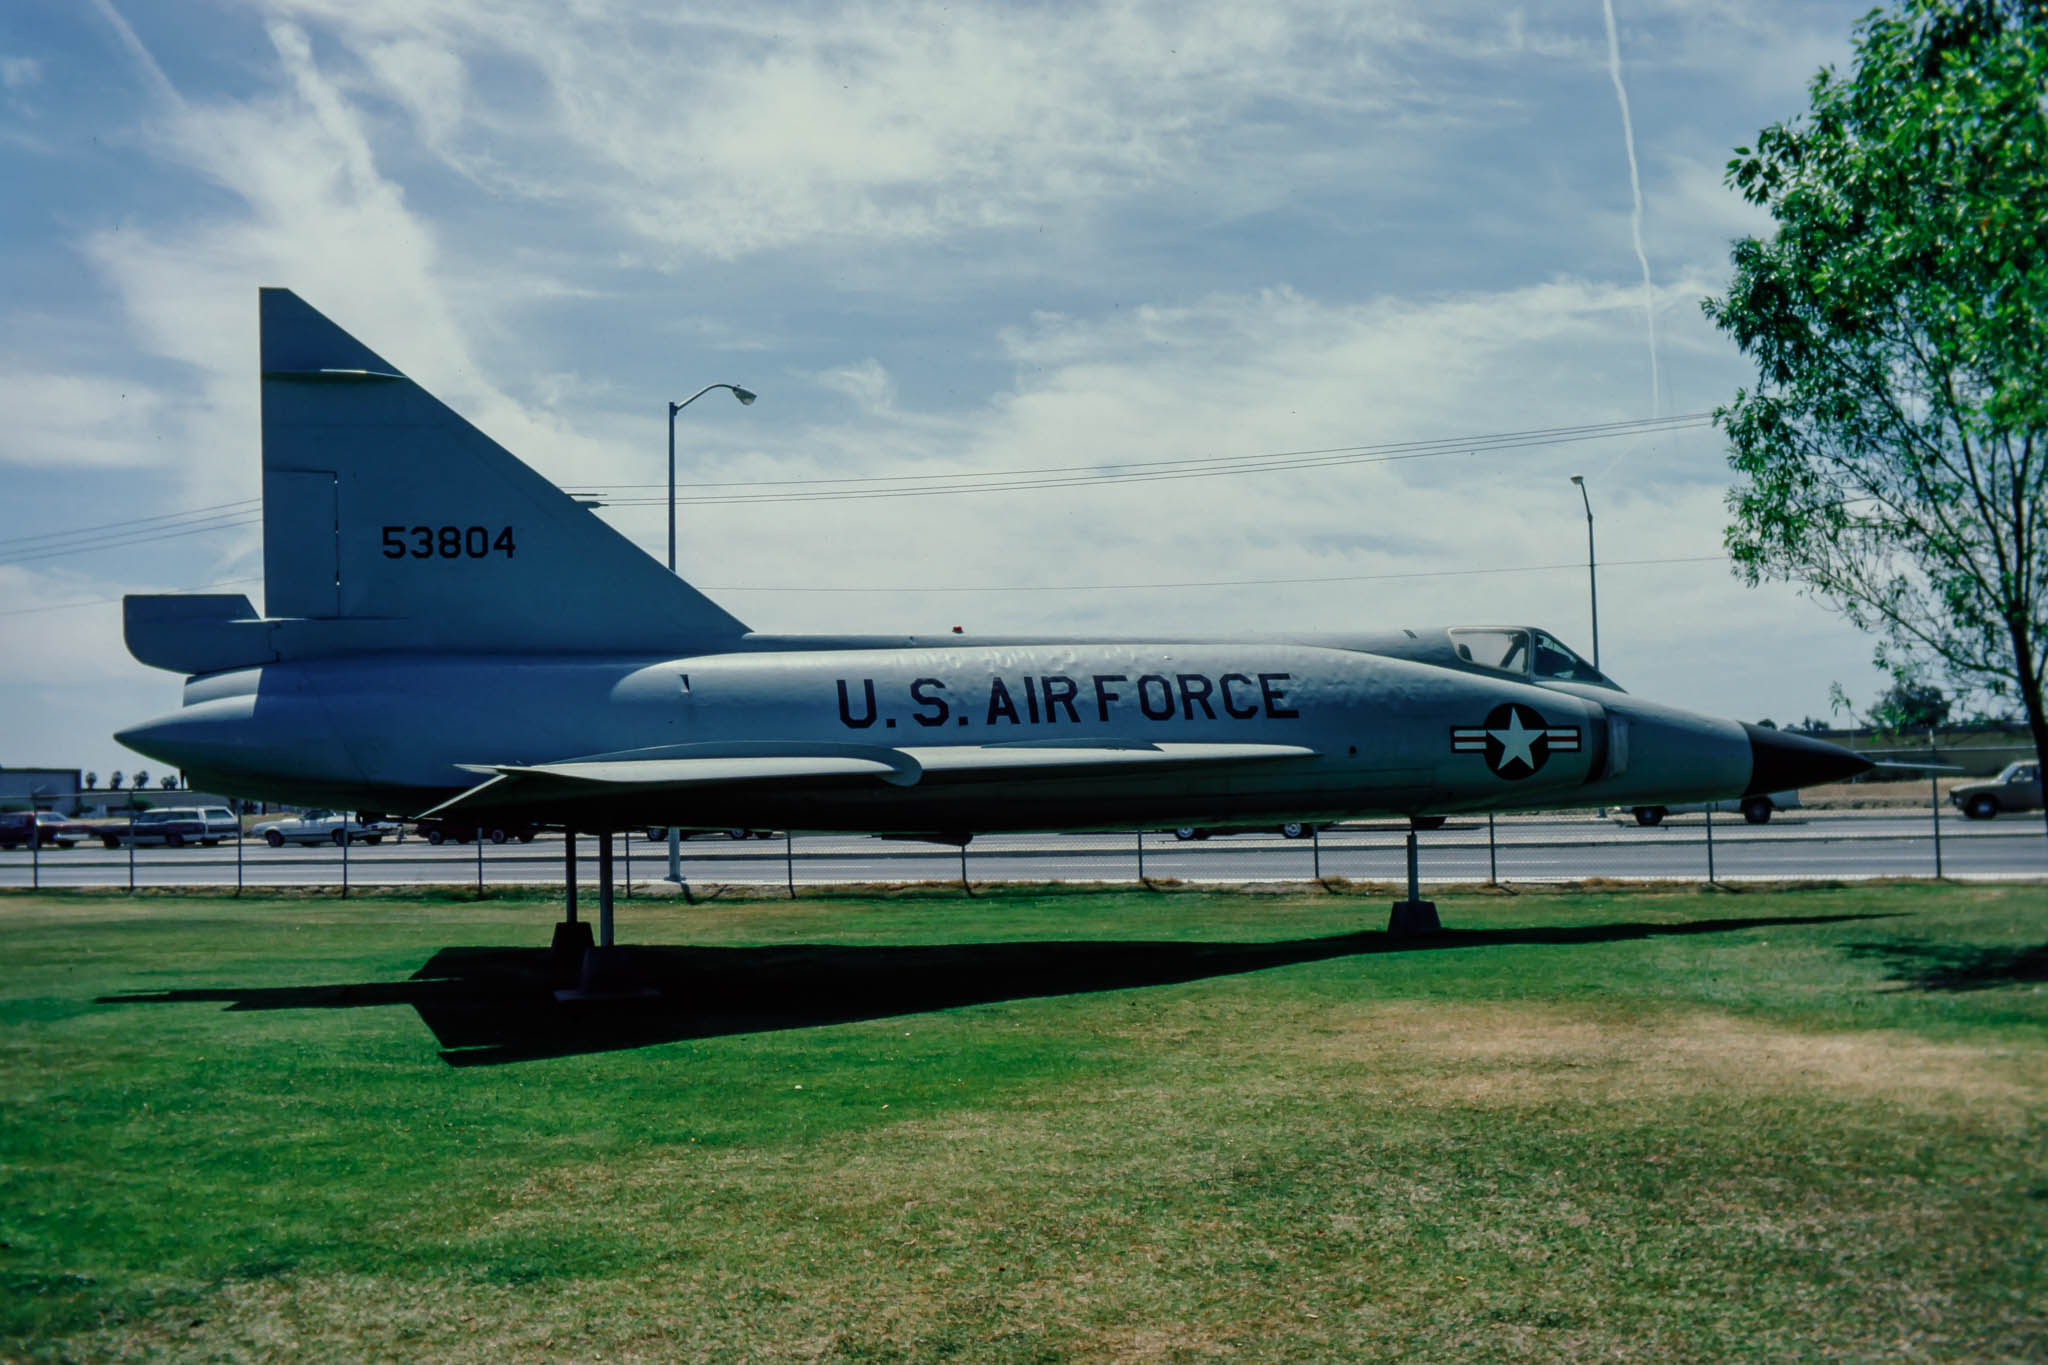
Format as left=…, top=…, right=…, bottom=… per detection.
left=5, top=794, right=2044, bottom=894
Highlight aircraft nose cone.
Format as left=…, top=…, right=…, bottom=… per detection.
left=1741, top=723, right=1871, bottom=795
left=114, top=715, right=187, bottom=767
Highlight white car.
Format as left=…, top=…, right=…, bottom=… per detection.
left=254, top=810, right=401, bottom=847
left=1630, top=790, right=1803, bottom=827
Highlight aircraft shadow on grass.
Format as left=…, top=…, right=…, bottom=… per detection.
left=1840, top=938, right=2048, bottom=993
left=98, top=912, right=1892, bottom=1067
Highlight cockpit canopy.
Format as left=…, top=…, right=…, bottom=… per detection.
left=1445, top=626, right=1618, bottom=689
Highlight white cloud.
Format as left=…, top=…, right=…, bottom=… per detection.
left=0, top=565, right=200, bottom=771
left=0, top=370, right=169, bottom=467
left=251, top=0, right=1464, bottom=259
left=0, top=0, right=1905, bottom=777
left=817, top=358, right=896, bottom=416
left=360, top=37, right=467, bottom=153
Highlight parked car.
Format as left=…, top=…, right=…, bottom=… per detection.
left=1171, top=822, right=1327, bottom=840
left=0, top=811, right=96, bottom=849
left=1949, top=761, right=2042, bottom=820
left=254, top=810, right=401, bottom=847
left=1630, top=790, right=1802, bottom=827
left=642, top=827, right=776, bottom=842
left=415, top=817, right=539, bottom=845
left=99, top=806, right=242, bottom=848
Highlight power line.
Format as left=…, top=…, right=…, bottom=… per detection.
left=0, top=554, right=1731, bottom=618
left=586, top=414, right=1715, bottom=507
left=0, top=576, right=260, bottom=619
left=1, top=513, right=262, bottom=566
left=1, top=410, right=1715, bottom=564
left=574, top=411, right=1712, bottom=495
left=701, top=554, right=1730, bottom=594
left=0, top=498, right=260, bottom=551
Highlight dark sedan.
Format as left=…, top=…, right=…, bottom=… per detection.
left=0, top=812, right=97, bottom=849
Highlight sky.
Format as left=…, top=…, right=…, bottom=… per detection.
left=0, top=0, right=1893, bottom=779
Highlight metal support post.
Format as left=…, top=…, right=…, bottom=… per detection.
left=1136, top=829, right=1145, bottom=883
left=1704, top=805, right=1716, bottom=884
left=668, top=826, right=682, bottom=884
left=127, top=808, right=135, bottom=893
left=566, top=830, right=636, bottom=999
left=1389, top=828, right=1440, bottom=935
left=1311, top=825, right=1321, bottom=881
left=785, top=831, right=796, bottom=899
left=236, top=815, right=243, bottom=897
left=476, top=834, right=484, bottom=899
left=1487, top=813, right=1497, bottom=885
left=30, top=820, right=39, bottom=889
left=552, top=829, right=593, bottom=962
left=623, top=829, right=631, bottom=897
left=1929, top=729, right=1943, bottom=879
left=598, top=832, right=615, bottom=948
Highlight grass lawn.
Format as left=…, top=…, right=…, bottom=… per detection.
left=1, top=882, right=2044, bottom=1361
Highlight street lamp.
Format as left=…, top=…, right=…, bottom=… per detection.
left=1568, top=475, right=1599, bottom=670
left=667, top=383, right=756, bottom=572
left=666, top=383, right=757, bottom=882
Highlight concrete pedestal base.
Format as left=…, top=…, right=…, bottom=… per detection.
left=1388, top=900, right=1442, bottom=935
left=551, top=919, right=594, bottom=963
left=554, top=945, right=659, bottom=1002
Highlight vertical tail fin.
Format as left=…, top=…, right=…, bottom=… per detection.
left=258, top=288, right=747, bottom=654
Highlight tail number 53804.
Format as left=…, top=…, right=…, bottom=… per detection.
left=381, top=525, right=517, bottom=559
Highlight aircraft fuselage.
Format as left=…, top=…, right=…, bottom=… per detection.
left=123, top=639, right=1778, bottom=836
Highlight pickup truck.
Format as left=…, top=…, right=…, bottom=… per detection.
left=1949, top=761, right=2042, bottom=819
left=254, top=810, right=402, bottom=847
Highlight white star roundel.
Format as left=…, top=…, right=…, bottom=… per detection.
left=1450, top=703, right=1582, bottom=780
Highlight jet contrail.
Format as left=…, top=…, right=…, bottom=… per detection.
left=86, top=0, right=183, bottom=109
left=1601, top=0, right=1659, bottom=417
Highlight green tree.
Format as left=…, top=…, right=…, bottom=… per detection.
left=1704, top=0, right=2048, bottom=832
left=1870, top=678, right=1953, bottom=731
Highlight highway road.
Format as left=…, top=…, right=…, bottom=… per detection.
left=4, top=810, right=2043, bottom=891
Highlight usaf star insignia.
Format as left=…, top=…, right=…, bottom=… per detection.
left=1450, top=702, right=1581, bottom=780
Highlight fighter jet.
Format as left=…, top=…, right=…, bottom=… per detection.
left=117, top=291, right=1868, bottom=939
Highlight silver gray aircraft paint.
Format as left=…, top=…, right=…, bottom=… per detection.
left=116, top=290, right=1869, bottom=837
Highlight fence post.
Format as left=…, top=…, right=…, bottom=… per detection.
left=476, top=833, right=484, bottom=900
left=341, top=825, right=350, bottom=899
left=236, top=813, right=243, bottom=897
left=1311, top=825, right=1321, bottom=882
left=1929, top=728, right=1943, bottom=879
left=1487, top=813, right=1497, bottom=886
left=1705, top=804, right=1716, bottom=885
left=127, top=807, right=135, bottom=893
left=1136, top=829, right=1146, bottom=884
left=785, top=831, right=796, bottom=900
left=31, top=817, right=39, bottom=890
left=623, top=831, right=632, bottom=898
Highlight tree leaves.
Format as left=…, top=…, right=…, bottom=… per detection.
left=1703, top=0, right=2048, bottom=781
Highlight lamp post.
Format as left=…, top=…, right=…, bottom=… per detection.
left=667, top=384, right=756, bottom=571
left=666, top=383, right=757, bottom=883
left=1568, top=475, right=1599, bottom=669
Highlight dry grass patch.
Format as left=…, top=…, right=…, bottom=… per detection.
left=1260, top=999, right=2043, bottom=1113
